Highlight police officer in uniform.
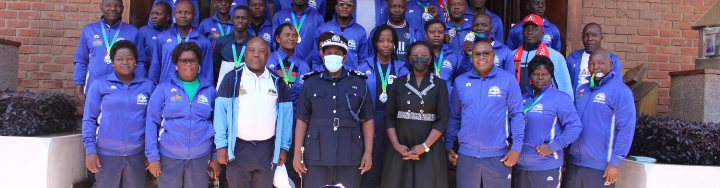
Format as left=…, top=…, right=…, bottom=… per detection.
left=293, top=34, right=375, bottom=188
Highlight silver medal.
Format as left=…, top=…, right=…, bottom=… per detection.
left=104, top=54, right=111, bottom=64
left=422, top=12, right=433, bottom=21
left=465, top=32, right=476, bottom=42
left=379, top=92, right=388, bottom=103
left=448, top=30, right=456, bottom=38
left=297, top=36, right=302, bottom=43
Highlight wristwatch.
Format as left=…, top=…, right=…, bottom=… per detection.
left=422, top=143, right=430, bottom=152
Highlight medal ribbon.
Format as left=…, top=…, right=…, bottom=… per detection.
left=277, top=52, right=296, bottom=85
left=417, top=1, right=430, bottom=13
left=435, top=52, right=444, bottom=77
left=524, top=86, right=550, bottom=114
left=232, top=44, right=246, bottom=68
left=291, top=11, right=307, bottom=35
left=376, top=60, right=392, bottom=94
left=513, top=42, right=549, bottom=82
left=216, top=22, right=230, bottom=37
left=101, top=22, right=122, bottom=55
left=176, top=28, right=193, bottom=44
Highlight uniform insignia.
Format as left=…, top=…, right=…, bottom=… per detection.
left=152, top=36, right=157, bottom=40
left=93, top=35, right=99, bottom=39
left=171, top=94, right=182, bottom=101
left=268, top=88, right=278, bottom=96
left=167, top=38, right=172, bottom=42
left=365, top=70, right=372, bottom=75
left=171, top=88, right=177, bottom=92
left=238, top=85, right=248, bottom=95
left=301, top=71, right=321, bottom=80
left=466, top=82, right=471, bottom=87
left=211, top=28, right=217, bottom=31
left=110, top=86, right=117, bottom=89
left=349, top=70, right=367, bottom=79
left=198, top=94, right=209, bottom=105
left=137, top=94, right=148, bottom=105
left=547, top=176, right=554, bottom=181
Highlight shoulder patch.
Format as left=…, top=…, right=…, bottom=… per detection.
left=301, top=71, right=322, bottom=80
left=349, top=70, right=368, bottom=79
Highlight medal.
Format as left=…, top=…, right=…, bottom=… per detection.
left=379, top=92, right=388, bottom=103
left=277, top=52, right=296, bottom=85
left=448, top=30, right=456, bottom=38
left=376, top=60, right=393, bottom=103
left=100, top=21, right=122, bottom=65
left=465, top=32, right=476, bottom=42
left=232, top=44, right=246, bottom=68
left=422, top=12, right=433, bottom=21
left=434, top=53, right=444, bottom=79
left=104, top=54, right=111, bottom=64
left=297, top=36, right=302, bottom=43
left=291, top=11, right=306, bottom=43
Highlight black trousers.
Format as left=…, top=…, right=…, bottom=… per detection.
left=304, top=165, right=361, bottom=188
left=226, top=137, right=275, bottom=188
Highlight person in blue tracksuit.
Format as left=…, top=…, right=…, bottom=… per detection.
left=214, top=37, right=294, bottom=188
left=292, top=34, right=375, bottom=188
left=74, top=0, right=145, bottom=104
left=463, top=0, right=504, bottom=45
left=357, top=25, right=410, bottom=188
left=248, top=0, right=274, bottom=47
left=274, top=0, right=327, bottom=20
left=314, top=0, right=370, bottom=67
left=212, top=6, right=255, bottom=88
left=150, top=1, right=214, bottom=85
left=198, top=0, right=234, bottom=40
left=268, top=23, right=312, bottom=104
left=506, top=0, right=561, bottom=51
left=229, top=0, right=272, bottom=20
left=406, top=0, right=445, bottom=34
left=445, top=40, right=525, bottom=188
left=145, top=42, right=220, bottom=188
left=444, top=0, right=472, bottom=60
left=424, top=19, right=458, bottom=94
left=512, top=14, right=572, bottom=98
left=272, top=0, right=324, bottom=60
left=139, top=2, right=173, bottom=75
left=458, top=13, right=515, bottom=75
left=150, top=0, right=200, bottom=28
left=83, top=41, right=155, bottom=188
left=567, top=23, right=623, bottom=91
left=514, top=55, right=583, bottom=188
left=368, top=0, right=425, bottom=61
left=564, top=49, right=636, bottom=188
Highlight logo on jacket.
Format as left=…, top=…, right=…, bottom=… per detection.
left=137, top=94, right=148, bottom=105
left=268, top=89, right=278, bottom=97
left=404, top=33, right=411, bottom=39
left=409, top=10, right=414, bottom=13
left=466, top=82, right=471, bottom=87
left=117, top=37, right=124, bottom=41
left=285, top=18, right=291, bottom=22
left=365, top=70, right=372, bottom=75
left=543, top=34, right=552, bottom=44
left=309, top=0, right=317, bottom=8
left=263, top=33, right=271, bottom=42
left=507, top=174, right=512, bottom=179
left=547, top=176, right=554, bottom=181
left=198, top=94, right=209, bottom=105
left=269, top=64, right=275, bottom=68
left=494, top=55, right=500, bottom=66
left=110, top=86, right=117, bottom=89
left=211, top=28, right=217, bottom=31
left=442, top=60, right=452, bottom=69
left=593, top=92, right=606, bottom=104
left=348, top=40, right=357, bottom=50
left=488, top=86, right=502, bottom=97
left=171, top=88, right=177, bottom=92
left=167, top=38, right=172, bottom=43
left=152, top=36, right=157, bottom=40
left=94, top=35, right=99, bottom=39
left=530, top=103, right=543, bottom=113
left=171, top=94, right=183, bottom=102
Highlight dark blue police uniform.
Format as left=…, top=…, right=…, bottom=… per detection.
left=295, top=68, right=375, bottom=188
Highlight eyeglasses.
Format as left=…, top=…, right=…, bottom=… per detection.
left=530, top=73, right=551, bottom=78
left=178, top=58, right=199, bottom=65
left=474, top=51, right=494, bottom=58
left=338, top=2, right=354, bottom=7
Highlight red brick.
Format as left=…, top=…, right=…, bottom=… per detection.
left=673, top=22, right=692, bottom=30
left=616, top=27, right=637, bottom=35
left=29, top=72, right=52, bottom=80
left=55, top=21, right=78, bottom=29
left=17, top=12, right=41, bottom=20
left=18, top=63, right=40, bottom=71
left=42, top=30, right=64, bottom=37
left=41, top=12, right=64, bottom=21
left=66, top=12, right=91, bottom=21
left=55, top=4, right=79, bottom=12
left=683, top=0, right=704, bottom=5
left=681, top=64, right=695, bottom=70
left=658, top=97, right=670, bottom=105
left=672, top=5, right=693, bottom=13
left=29, top=20, right=53, bottom=29
left=638, top=28, right=658, bottom=36
left=639, top=11, right=660, bottom=20
left=628, top=2, right=649, bottom=10
left=39, top=46, right=63, bottom=54
left=658, top=105, right=669, bottom=113
left=605, top=18, right=627, bottom=26
left=615, top=44, right=637, bottom=52
left=29, top=55, right=52, bottom=63
left=65, top=30, right=82, bottom=38
left=17, top=71, right=27, bottom=79
left=661, top=13, right=681, bottom=21
left=707, top=0, right=718, bottom=6
left=39, top=81, right=64, bottom=89
left=54, top=38, right=78, bottom=46
left=582, top=16, right=605, bottom=25
left=0, top=20, right=5, bottom=28
left=606, top=1, right=627, bottom=9
left=54, top=72, right=74, bottom=81
left=54, top=56, right=74, bottom=64
left=7, top=2, right=31, bottom=10
left=605, top=35, right=627, bottom=43
left=62, top=81, right=76, bottom=88
left=0, top=2, right=5, bottom=9
left=660, top=30, right=681, bottom=37
left=68, top=0, right=92, bottom=3
left=626, top=53, right=648, bottom=61
left=594, top=9, right=616, bottom=17
left=660, top=63, right=681, bottom=71
left=695, top=6, right=709, bottom=14
left=79, top=4, right=98, bottom=12
left=659, top=80, right=672, bottom=88
left=637, top=45, right=658, bottom=53
left=682, top=30, right=699, bottom=38
left=30, top=3, right=54, bottom=11
left=17, top=29, right=40, bottom=37
left=0, top=10, right=17, bottom=19
left=650, top=4, right=671, bottom=12
left=30, top=38, right=53, bottom=45
left=7, top=20, right=29, bottom=28
left=683, top=14, right=702, bottom=22
left=617, top=10, right=639, bottom=19
left=19, top=46, right=39, bottom=54
left=17, top=54, right=28, bottom=62
left=645, top=62, right=659, bottom=70
left=650, top=37, right=670, bottom=45
left=64, top=47, right=78, bottom=55
left=658, top=46, right=681, bottom=55
left=681, top=47, right=698, bottom=56
left=649, top=54, right=670, bottom=62
left=584, top=0, right=605, bottom=8
left=18, top=80, right=39, bottom=88
left=671, top=39, right=692, bottom=47
left=628, top=36, right=649, bottom=44
left=65, top=64, right=75, bottom=72
left=670, top=55, right=692, bottom=63
left=42, top=63, right=64, bottom=72
left=650, top=20, right=672, bottom=29
left=648, top=71, right=669, bottom=79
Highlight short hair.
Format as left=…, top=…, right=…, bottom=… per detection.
left=109, top=40, right=138, bottom=63
left=273, top=23, right=295, bottom=51
left=584, top=22, right=602, bottom=33
left=527, top=55, right=554, bottom=79
left=424, top=19, right=446, bottom=33
left=407, top=41, right=437, bottom=71
left=371, top=24, right=399, bottom=60
left=233, top=5, right=250, bottom=15
left=172, top=42, right=203, bottom=65
left=155, top=1, right=172, bottom=15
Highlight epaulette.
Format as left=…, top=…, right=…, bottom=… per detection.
left=301, top=71, right=322, bottom=80
left=349, top=70, right=368, bottom=79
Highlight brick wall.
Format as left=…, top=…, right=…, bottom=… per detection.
left=0, top=0, right=129, bottom=112
left=580, top=0, right=715, bottom=116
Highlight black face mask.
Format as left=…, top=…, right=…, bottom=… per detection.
left=410, top=57, right=432, bottom=72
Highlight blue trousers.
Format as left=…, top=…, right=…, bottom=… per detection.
left=562, top=163, right=615, bottom=188
left=96, top=152, right=146, bottom=188
left=226, top=137, right=275, bottom=188
left=511, top=167, right=562, bottom=188
left=304, top=165, right=361, bottom=188
left=157, top=153, right=211, bottom=188
left=456, top=154, right=511, bottom=188
left=361, top=112, right=389, bottom=188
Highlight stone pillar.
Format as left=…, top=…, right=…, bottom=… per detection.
left=0, top=39, right=20, bottom=91
left=669, top=69, right=720, bottom=123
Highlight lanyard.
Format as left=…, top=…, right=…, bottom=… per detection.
left=276, top=52, right=296, bottom=85
left=231, top=44, right=246, bottom=68
left=216, top=22, right=230, bottom=37
left=417, top=1, right=430, bottom=12
left=290, top=11, right=307, bottom=35
left=524, top=86, right=550, bottom=114
left=101, top=22, right=122, bottom=54
left=376, top=60, right=392, bottom=94
left=513, top=42, right=549, bottom=82
left=435, top=52, right=444, bottom=76
left=176, top=29, right=193, bottom=44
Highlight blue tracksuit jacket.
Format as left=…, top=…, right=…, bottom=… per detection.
left=138, top=25, right=169, bottom=75
left=197, top=13, right=234, bottom=41
left=406, top=0, right=446, bottom=33
left=150, top=0, right=200, bottom=28
left=458, top=40, right=515, bottom=75
left=272, top=7, right=324, bottom=60
left=149, top=28, right=214, bottom=84
left=566, top=49, right=624, bottom=90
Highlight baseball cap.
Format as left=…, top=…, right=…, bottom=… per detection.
left=522, top=14, right=544, bottom=27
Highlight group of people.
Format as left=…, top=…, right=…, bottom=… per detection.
left=78, top=0, right=637, bottom=188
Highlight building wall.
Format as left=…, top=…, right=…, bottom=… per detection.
left=576, top=0, right=716, bottom=116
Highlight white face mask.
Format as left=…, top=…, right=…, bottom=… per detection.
left=323, top=55, right=344, bottom=72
